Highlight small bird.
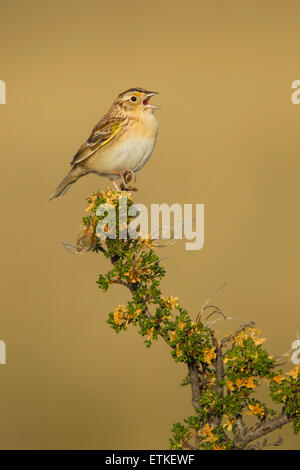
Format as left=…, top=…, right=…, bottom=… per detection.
left=49, top=87, right=159, bottom=200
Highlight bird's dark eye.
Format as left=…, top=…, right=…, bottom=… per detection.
left=131, top=96, right=137, bottom=102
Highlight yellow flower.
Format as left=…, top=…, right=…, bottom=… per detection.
left=176, top=344, right=183, bottom=357
left=200, top=424, right=217, bottom=442
left=226, top=376, right=258, bottom=391
left=101, top=188, right=131, bottom=207
left=223, top=416, right=235, bottom=432
left=248, top=327, right=266, bottom=346
left=85, top=194, right=98, bottom=212
left=179, top=322, right=186, bottom=331
left=273, top=374, right=284, bottom=384
left=113, top=305, right=127, bottom=325
left=247, top=403, right=265, bottom=416
left=235, top=376, right=257, bottom=390
left=119, top=190, right=132, bottom=201
left=286, top=365, right=300, bottom=380
left=147, top=327, right=154, bottom=341
left=227, top=380, right=235, bottom=391
left=125, top=313, right=133, bottom=328
left=162, top=296, right=179, bottom=310
left=231, top=330, right=248, bottom=346
left=213, top=445, right=226, bottom=450
left=203, top=346, right=216, bottom=365
left=170, top=296, right=179, bottom=309
left=231, top=327, right=266, bottom=347
left=124, top=270, right=141, bottom=283
left=138, top=233, right=153, bottom=248
left=114, top=311, right=123, bottom=325
left=170, top=331, right=177, bottom=342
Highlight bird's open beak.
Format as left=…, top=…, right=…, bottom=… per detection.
left=143, top=91, right=160, bottom=109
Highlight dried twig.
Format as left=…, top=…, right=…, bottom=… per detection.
left=196, top=283, right=227, bottom=324
left=221, top=321, right=256, bottom=346
left=234, top=414, right=291, bottom=449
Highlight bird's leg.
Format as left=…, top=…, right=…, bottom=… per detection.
left=119, top=170, right=126, bottom=188
left=119, top=169, right=138, bottom=191
left=108, top=174, right=121, bottom=191
left=111, top=180, right=121, bottom=191
left=125, top=169, right=136, bottom=185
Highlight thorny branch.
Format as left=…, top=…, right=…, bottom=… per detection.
left=234, top=414, right=292, bottom=449
left=187, top=361, right=201, bottom=411
left=84, top=190, right=299, bottom=451
left=108, top=260, right=297, bottom=449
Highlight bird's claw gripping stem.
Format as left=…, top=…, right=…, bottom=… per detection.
left=119, top=169, right=138, bottom=191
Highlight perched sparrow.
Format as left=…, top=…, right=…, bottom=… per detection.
left=49, top=87, right=159, bottom=200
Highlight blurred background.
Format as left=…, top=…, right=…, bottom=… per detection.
left=0, top=0, right=299, bottom=449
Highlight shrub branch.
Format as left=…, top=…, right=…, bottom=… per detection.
left=73, top=188, right=300, bottom=450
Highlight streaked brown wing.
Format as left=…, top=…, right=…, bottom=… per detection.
left=70, top=114, right=125, bottom=167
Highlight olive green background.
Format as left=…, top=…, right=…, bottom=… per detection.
left=0, top=0, right=299, bottom=449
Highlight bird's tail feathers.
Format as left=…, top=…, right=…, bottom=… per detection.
left=49, top=167, right=84, bottom=200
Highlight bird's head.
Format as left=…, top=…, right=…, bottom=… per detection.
left=113, top=87, right=160, bottom=115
